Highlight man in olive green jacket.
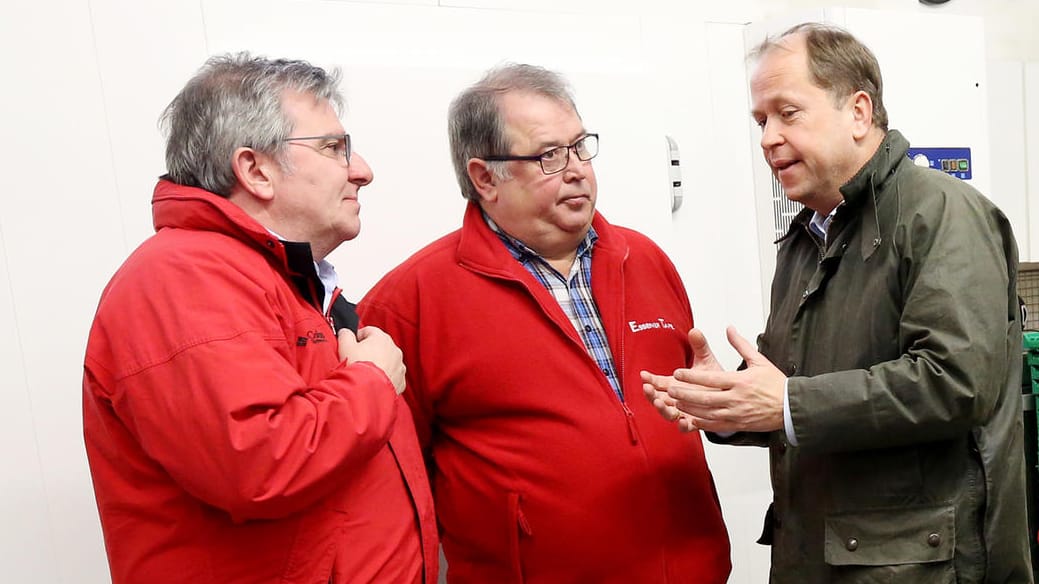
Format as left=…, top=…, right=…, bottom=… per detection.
left=642, top=23, right=1032, bottom=583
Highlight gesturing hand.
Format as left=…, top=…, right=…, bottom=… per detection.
left=641, top=328, right=723, bottom=433
left=667, top=326, right=786, bottom=433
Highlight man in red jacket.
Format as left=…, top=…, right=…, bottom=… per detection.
left=359, top=63, right=731, bottom=583
left=83, top=53, right=437, bottom=583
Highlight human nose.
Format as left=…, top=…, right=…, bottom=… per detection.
left=560, top=147, right=588, bottom=179
left=760, top=118, right=783, bottom=150
left=348, top=152, right=374, bottom=187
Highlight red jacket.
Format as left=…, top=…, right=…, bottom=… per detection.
left=360, top=203, right=731, bottom=583
left=83, top=180, right=438, bottom=583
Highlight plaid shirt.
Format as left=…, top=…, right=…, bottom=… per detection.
left=484, top=213, right=623, bottom=399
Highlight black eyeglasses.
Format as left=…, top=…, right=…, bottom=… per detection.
left=281, top=133, right=351, bottom=164
left=483, top=133, right=599, bottom=175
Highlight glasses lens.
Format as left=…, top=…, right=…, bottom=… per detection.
left=575, top=134, right=598, bottom=161
left=341, top=134, right=351, bottom=162
left=539, top=146, right=568, bottom=174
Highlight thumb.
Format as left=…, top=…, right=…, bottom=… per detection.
left=337, top=327, right=359, bottom=349
left=687, top=328, right=716, bottom=366
left=725, top=325, right=762, bottom=365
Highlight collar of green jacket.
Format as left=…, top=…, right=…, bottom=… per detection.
left=839, top=129, right=908, bottom=209
left=780, top=129, right=909, bottom=260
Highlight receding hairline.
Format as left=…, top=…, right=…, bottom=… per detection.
left=750, top=30, right=808, bottom=63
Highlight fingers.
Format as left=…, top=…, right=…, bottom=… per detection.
left=673, top=367, right=731, bottom=390
left=687, top=328, right=709, bottom=353
left=677, top=416, right=700, bottom=433
left=337, top=328, right=358, bottom=361
left=640, top=370, right=693, bottom=427
left=337, top=327, right=358, bottom=344
left=639, top=370, right=673, bottom=392
left=339, top=326, right=407, bottom=394
left=665, top=378, right=731, bottom=431
left=725, top=326, right=761, bottom=366
left=687, top=328, right=715, bottom=364
left=355, top=325, right=387, bottom=342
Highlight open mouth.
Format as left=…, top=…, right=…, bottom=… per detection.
left=772, top=159, right=800, bottom=181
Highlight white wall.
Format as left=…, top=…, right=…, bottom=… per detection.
left=2, top=1, right=1035, bottom=583
left=1027, top=63, right=1039, bottom=262
left=989, top=60, right=1032, bottom=259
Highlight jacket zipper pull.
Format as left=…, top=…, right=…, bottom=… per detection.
left=622, top=403, right=638, bottom=445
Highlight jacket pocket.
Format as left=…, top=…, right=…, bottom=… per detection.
left=824, top=505, right=955, bottom=583
left=507, top=492, right=533, bottom=584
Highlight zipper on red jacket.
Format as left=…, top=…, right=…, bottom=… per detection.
left=618, top=248, right=637, bottom=445
left=517, top=505, right=534, bottom=536
left=325, top=287, right=341, bottom=330
left=617, top=247, right=628, bottom=402
left=621, top=402, right=638, bottom=445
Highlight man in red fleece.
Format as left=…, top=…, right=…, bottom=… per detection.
left=83, top=53, right=437, bottom=583
left=359, top=63, right=731, bottom=583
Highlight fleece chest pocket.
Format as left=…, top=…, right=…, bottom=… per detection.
left=824, top=505, right=955, bottom=566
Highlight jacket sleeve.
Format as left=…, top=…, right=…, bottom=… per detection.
left=788, top=185, right=1018, bottom=454
left=108, top=341, right=398, bottom=522
left=91, top=265, right=400, bottom=522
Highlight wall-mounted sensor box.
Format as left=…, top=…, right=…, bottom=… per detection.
left=666, top=135, right=682, bottom=212
left=906, top=147, right=972, bottom=180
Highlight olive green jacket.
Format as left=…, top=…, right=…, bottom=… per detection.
left=720, top=130, right=1032, bottom=583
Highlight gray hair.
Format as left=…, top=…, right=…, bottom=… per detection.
left=160, top=52, right=344, bottom=197
left=448, top=63, right=578, bottom=202
left=751, top=23, right=888, bottom=131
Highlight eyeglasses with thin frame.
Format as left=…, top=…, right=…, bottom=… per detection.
left=483, top=133, right=599, bottom=175
left=281, top=133, right=351, bottom=164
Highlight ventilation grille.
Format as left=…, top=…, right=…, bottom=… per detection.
left=771, top=175, right=802, bottom=242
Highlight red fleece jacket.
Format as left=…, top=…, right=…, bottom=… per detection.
left=83, top=180, right=438, bottom=583
left=360, top=203, right=731, bottom=583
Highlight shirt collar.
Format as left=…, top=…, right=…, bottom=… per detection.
left=481, top=211, right=598, bottom=262
left=808, top=203, right=843, bottom=243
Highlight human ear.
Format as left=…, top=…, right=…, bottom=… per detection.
left=467, top=157, right=499, bottom=203
left=849, top=90, right=874, bottom=139
left=231, top=147, right=277, bottom=202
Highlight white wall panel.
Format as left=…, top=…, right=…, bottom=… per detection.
left=0, top=0, right=126, bottom=581
left=0, top=230, right=59, bottom=582
left=90, top=0, right=209, bottom=249
left=343, top=0, right=438, bottom=5
left=1027, top=63, right=1039, bottom=262
left=440, top=0, right=622, bottom=12
left=987, top=60, right=1030, bottom=260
